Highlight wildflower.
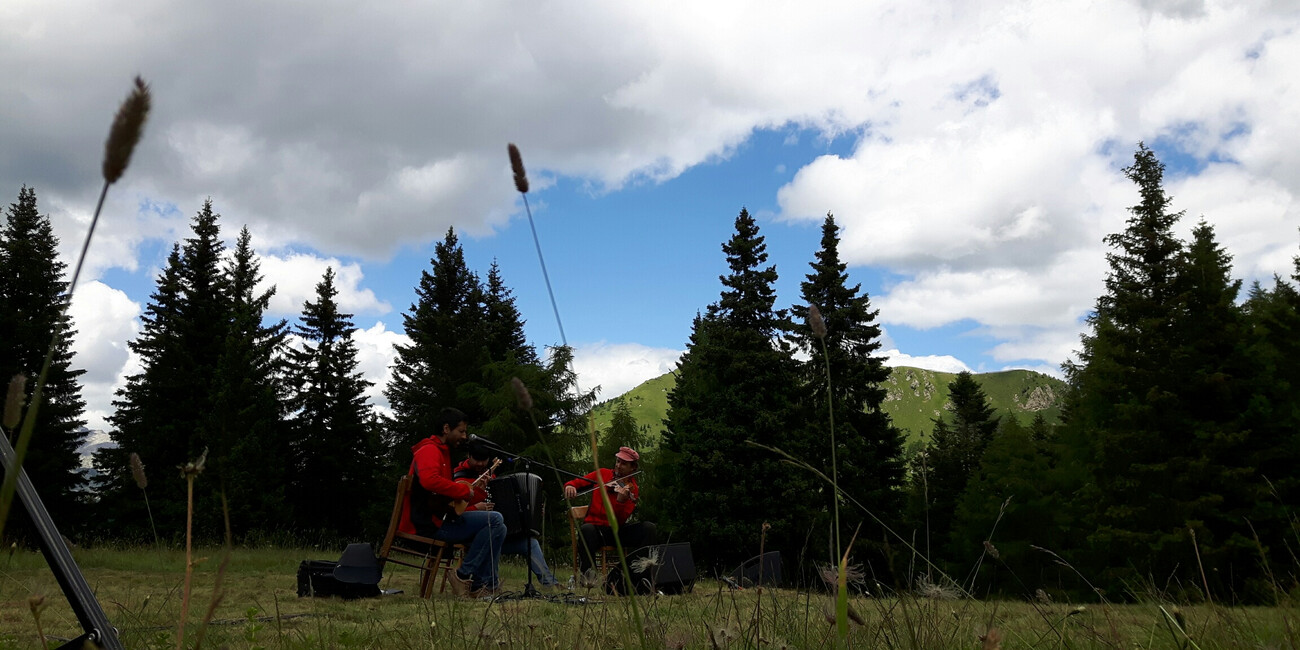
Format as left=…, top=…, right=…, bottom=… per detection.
left=4, top=374, right=26, bottom=430
left=510, top=377, right=533, bottom=410
left=1066, top=605, right=1086, bottom=617
left=808, top=304, right=827, bottom=339
left=102, top=77, right=151, bottom=184
left=130, top=452, right=148, bottom=490
left=508, top=143, right=529, bottom=193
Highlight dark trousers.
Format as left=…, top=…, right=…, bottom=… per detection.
left=578, top=521, right=657, bottom=571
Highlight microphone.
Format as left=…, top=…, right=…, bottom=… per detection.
left=468, top=434, right=516, bottom=461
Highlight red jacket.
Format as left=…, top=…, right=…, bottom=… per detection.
left=565, top=468, right=638, bottom=527
left=452, top=459, right=493, bottom=511
left=398, top=436, right=473, bottom=536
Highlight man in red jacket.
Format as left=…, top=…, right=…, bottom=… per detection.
left=399, top=407, right=505, bottom=596
left=563, top=446, right=657, bottom=574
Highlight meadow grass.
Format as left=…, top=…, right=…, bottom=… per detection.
left=2, top=546, right=1299, bottom=649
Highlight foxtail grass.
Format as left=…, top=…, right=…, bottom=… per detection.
left=176, top=447, right=207, bottom=650
left=130, top=452, right=161, bottom=548
left=0, top=76, right=151, bottom=542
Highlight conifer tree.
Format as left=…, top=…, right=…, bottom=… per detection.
left=101, top=200, right=234, bottom=538
left=908, top=371, right=999, bottom=563
left=1063, top=144, right=1255, bottom=594
left=483, top=260, right=537, bottom=365
left=791, top=213, right=906, bottom=548
left=208, top=227, right=291, bottom=534
left=601, top=397, right=648, bottom=453
left=661, top=208, right=810, bottom=570
left=0, top=186, right=89, bottom=528
left=385, top=228, right=486, bottom=455
left=286, top=267, right=382, bottom=537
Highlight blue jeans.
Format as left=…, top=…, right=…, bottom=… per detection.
left=434, top=511, right=505, bottom=589
left=502, top=536, right=557, bottom=586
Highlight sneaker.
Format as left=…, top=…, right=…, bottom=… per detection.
left=447, top=571, right=476, bottom=597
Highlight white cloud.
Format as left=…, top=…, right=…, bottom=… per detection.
left=572, top=342, right=683, bottom=400
left=257, top=252, right=391, bottom=317
left=353, top=320, right=407, bottom=417
left=882, top=349, right=971, bottom=374
left=67, top=281, right=140, bottom=431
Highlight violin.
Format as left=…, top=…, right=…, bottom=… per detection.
left=574, top=470, right=642, bottom=498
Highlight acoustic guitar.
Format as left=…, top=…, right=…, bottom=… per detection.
left=445, top=458, right=501, bottom=517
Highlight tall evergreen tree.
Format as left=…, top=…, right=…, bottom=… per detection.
left=661, top=208, right=810, bottom=571
left=286, top=267, right=382, bottom=538
left=385, top=228, right=486, bottom=455
left=791, top=213, right=906, bottom=554
left=0, top=186, right=89, bottom=529
left=482, top=260, right=537, bottom=366
left=208, top=227, right=291, bottom=535
left=908, top=371, right=999, bottom=565
left=601, top=397, right=648, bottom=453
left=1063, top=145, right=1256, bottom=595
left=100, top=200, right=234, bottom=539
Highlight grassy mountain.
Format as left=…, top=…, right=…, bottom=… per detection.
left=588, top=366, right=1065, bottom=449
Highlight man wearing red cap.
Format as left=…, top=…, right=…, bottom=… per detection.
left=563, top=446, right=657, bottom=575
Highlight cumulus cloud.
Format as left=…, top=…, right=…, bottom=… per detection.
left=572, top=342, right=683, bottom=400
left=257, top=252, right=391, bottom=317
left=353, top=321, right=407, bottom=417
left=67, top=281, right=140, bottom=431
left=5, top=0, right=1299, bottom=423
left=881, top=350, right=971, bottom=374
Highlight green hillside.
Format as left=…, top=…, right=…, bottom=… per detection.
left=588, top=366, right=1065, bottom=449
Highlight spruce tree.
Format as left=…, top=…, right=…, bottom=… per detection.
left=601, top=398, right=648, bottom=453
left=385, top=228, right=486, bottom=455
left=1063, top=144, right=1256, bottom=595
left=286, top=267, right=382, bottom=538
left=483, top=260, right=537, bottom=365
left=909, top=371, right=999, bottom=565
left=661, top=208, right=810, bottom=571
left=792, top=213, right=906, bottom=556
left=101, top=200, right=233, bottom=539
left=208, top=227, right=291, bottom=535
left=0, top=186, right=89, bottom=529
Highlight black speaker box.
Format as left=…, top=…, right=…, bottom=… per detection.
left=607, top=542, right=696, bottom=595
left=733, top=550, right=782, bottom=587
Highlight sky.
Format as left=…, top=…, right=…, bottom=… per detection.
left=2, top=0, right=1298, bottom=434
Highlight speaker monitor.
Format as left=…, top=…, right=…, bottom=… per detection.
left=607, top=542, right=696, bottom=595
left=733, top=550, right=782, bottom=587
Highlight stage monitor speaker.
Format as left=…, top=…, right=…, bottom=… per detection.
left=733, top=550, right=782, bottom=587
left=606, top=542, right=696, bottom=595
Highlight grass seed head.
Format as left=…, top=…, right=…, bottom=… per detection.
left=179, top=447, right=208, bottom=478
left=129, top=452, right=148, bottom=489
left=808, top=304, right=827, bottom=339
left=511, top=376, right=533, bottom=410
left=508, top=143, right=529, bottom=193
left=102, top=76, right=151, bottom=184
left=4, top=374, right=26, bottom=430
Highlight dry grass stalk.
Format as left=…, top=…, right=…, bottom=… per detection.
left=808, top=304, right=827, bottom=339
left=3, top=375, right=26, bottom=432
left=130, top=452, right=160, bottom=547
left=176, top=447, right=207, bottom=650
left=102, top=76, right=151, bottom=184
left=508, top=143, right=529, bottom=193
left=28, top=593, right=48, bottom=649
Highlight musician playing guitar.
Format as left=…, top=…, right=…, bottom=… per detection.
left=454, top=441, right=560, bottom=588
left=398, top=407, right=505, bottom=597
left=563, top=446, right=658, bottom=575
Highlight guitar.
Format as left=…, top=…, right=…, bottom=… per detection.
left=446, top=458, right=502, bottom=516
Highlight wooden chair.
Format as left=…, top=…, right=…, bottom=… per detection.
left=569, top=505, right=616, bottom=585
left=377, top=474, right=465, bottom=597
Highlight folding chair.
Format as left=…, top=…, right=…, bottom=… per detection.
left=377, top=474, right=465, bottom=597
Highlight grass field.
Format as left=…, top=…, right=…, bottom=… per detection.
left=2, top=546, right=1298, bottom=649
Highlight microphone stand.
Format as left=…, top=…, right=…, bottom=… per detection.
left=475, top=439, right=571, bottom=600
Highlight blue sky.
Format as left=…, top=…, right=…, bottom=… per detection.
left=3, top=0, right=1297, bottom=432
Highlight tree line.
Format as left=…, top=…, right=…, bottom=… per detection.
left=4, top=142, right=1300, bottom=602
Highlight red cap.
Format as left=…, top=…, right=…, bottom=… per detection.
left=614, top=446, right=640, bottom=463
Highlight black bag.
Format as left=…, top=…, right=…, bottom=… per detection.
left=296, top=543, right=382, bottom=599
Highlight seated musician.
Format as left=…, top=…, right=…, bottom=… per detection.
left=563, top=446, right=657, bottom=575
left=453, top=441, right=559, bottom=588
left=398, top=407, right=505, bottom=596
